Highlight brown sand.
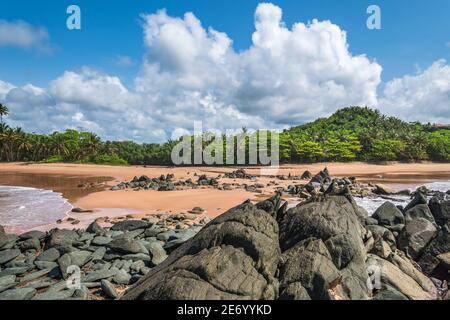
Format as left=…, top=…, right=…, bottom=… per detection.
left=1, top=162, right=449, bottom=231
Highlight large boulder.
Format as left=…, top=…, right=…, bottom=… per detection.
left=278, top=238, right=342, bottom=300
left=121, top=198, right=281, bottom=300
left=397, top=205, right=438, bottom=260
left=366, top=254, right=434, bottom=300
left=428, top=192, right=450, bottom=226
left=418, top=221, right=450, bottom=274
left=278, top=195, right=369, bottom=300
left=372, top=202, right=405, bottom=228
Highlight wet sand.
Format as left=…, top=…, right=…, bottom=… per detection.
left=0, top=162, right=449, bottom=232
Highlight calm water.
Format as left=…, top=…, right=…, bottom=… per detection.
left=0, top=172, right=113, bottom=233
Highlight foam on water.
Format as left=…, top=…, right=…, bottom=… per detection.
left=0, top=185, right=72, bottom=233
left=355, top=180, right=450, bottom=216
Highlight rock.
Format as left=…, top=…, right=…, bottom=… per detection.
left=0, top=287, right=36, bottom=300
left=279, top=238, right=343, bottom=300
left=108, top=238, right=147, bottom=255
left=0, top=249, right=21, bottom=265
left=21, top=268, right=53, bottom=283
left=0, top=275, right=16, bottom=287
left=34, top=261, right=58, bottom=270
left=437, top=252, right=450, bottom=269
left=373, top=285, right=409, bottom=300
left=20, top=238, right=41, bottom=251
left=46, top=229, right=79, bottom=248
left=101, top=279, right=119, bottom=299
left=429, top=193, right=450, bottom=226
left=111, top=220, right=148, bottom=232
left=374, top=184, right=394, bottom=195
left=404, top=192, right=428, bottom=213
left=372, top=202, right=405, bottom=227
left=0, top=234, right=18, bottom=250
left=92, top=236, right=112, bottom=246
left=19, top=230, right=46, bottom=240
left=397, top=205, right=438, bottom=260
left=71, top=207, right=93, bottom=213
left=0, top=225, right=4, bottom=235
left=279, top=195, right=369, bottom=300
left=279, top=282, right=311, bottom=300
left=33, top=289, right=74, bottom=300
left=366, top=254, right=433, bottom=300
left=418, top=222, right=450, bottom=274
left=0, top=267, right=30, bottom=276
left=58, top=251, right=92, bottom=279
left=84, top=269, right=118, bottom=282
left=36, top=248, right=60, bottom=262
left=300, top=170, right=312, bottom=180
left=146, top=242, right=167, bottom=266
left=86, top=221, right=105, bottom=235
left=122, top=198, right=281, bottom=300
left=113, top=269, right=132, bottom=285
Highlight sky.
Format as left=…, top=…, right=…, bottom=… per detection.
left=0, top=0, right=449, bottom=142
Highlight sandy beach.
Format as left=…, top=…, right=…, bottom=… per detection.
left=0, top=162, right=449, bottom=232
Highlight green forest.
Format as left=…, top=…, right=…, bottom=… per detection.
left=0, top=104, right=449, bottom=165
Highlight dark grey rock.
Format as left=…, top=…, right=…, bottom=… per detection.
left=86, top=221, right=105, bottom=235
left=278, top=195, right=369, bottom=300
left=0, top=275, right=16, bottom=287
left=397, top=204, right=438, bottom=260
left=0, top=249, right=21, bottom=265
left=429, top=193, right=450, bottom=226
left=36, top=247, right=60, bottom=262
left=92, top=236, right=112, bottom=246
left=101, top=279, right=119, bottom=299
left=46, top=229, right=79, bottom=248
left=146, top=242, right=167, bottom=266
left=34, top=261, right=58, bottom=270
left=84, top=268, right=118, bottom=282
left=108, top=238, right=147, bottom=255
left=58, top=251, right=92, bottom=279
left=0, top=267, right=30, bottom=276
left=20, top=238, right=41, bottom=251
left=404, top=192, right=428, bottom=213
left=111, top=220, right=148, bottom=232
left=372, top=201, right=405, bottom=227
left=113, top=269, right=132, bottom=285
left=0, top=287, right=36, bottom=300
left=19, top=230, right=46, bottom=240
left=122, top=198, right=281, bottom=300
left=418, top=222, right=450, bottom=274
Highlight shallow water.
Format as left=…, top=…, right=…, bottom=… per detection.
left=355, top=179, right=450, bottom=215
left=0, top=172, right=113, bottom=233
left=0, top=185, right=72, bottom=233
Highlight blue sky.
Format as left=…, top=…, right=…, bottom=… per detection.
left=0, top=1, right=449, bottom=142
left=1, top=0, right=449, bottom=86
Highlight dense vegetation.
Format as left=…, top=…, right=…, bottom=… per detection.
left=0, top=104, right=449, bottom=165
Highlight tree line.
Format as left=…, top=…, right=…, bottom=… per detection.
left=0, top=104, right=449, bottom=165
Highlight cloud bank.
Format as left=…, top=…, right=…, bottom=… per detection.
left=0, top=3, right=449, bottom=142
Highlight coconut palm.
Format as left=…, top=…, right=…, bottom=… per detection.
left=0, top=103, right=8, bottom=124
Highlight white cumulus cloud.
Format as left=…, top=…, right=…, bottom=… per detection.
left=0, top=3, right=448, bottom=142
left=0, top=20, right=53, bottom=52
left=379, top=59, right=450, bottom=124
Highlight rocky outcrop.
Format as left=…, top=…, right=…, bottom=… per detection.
left=122, top=196, right=281, bottom=300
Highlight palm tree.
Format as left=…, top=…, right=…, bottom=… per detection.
left=0, top=103, right=8, bottom=124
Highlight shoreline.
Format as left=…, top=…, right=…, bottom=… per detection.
left=1, top=162, right=449, bottom=233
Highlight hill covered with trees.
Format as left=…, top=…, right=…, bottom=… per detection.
left=0, top=105, right=448, bottom=165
